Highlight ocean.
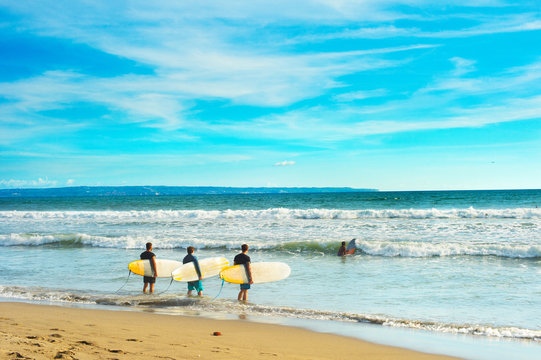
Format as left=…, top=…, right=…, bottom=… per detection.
left=0, top=189, right=540, bottom=359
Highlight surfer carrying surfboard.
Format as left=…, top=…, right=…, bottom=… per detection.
left=140, top=242, right=157, bottom=294
left=234, top=244, right=253, bottom=303
left=182, top=246, right=203, bottom=296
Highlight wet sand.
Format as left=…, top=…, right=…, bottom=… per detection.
left=0, top=302, right=460, bottom=359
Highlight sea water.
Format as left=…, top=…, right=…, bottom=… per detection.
left=0, top=190, right=540, bottom=359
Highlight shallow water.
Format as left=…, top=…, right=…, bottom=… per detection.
left=1, top=190, right=540, bottom=358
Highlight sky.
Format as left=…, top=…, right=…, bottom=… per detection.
left=1, top=1, right=540, bottom=191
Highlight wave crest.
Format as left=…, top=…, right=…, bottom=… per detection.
left=1, top=207, right=540, bottom=220
left=356, top=240, right=541, bottom=258
left=1, top=234, right=539, bottom=259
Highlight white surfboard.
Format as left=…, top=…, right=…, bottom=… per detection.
left=172, top=257, right=230, bottom=282
left=219, top=262, right=291, bottom=284
left=129, top=259, right=182, bottom=277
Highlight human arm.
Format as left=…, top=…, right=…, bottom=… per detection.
left=150, top=256, right=157, bottom=278
left=246, top=262, right=253, bottom=285
left=193, top=257, right=202, bottom=280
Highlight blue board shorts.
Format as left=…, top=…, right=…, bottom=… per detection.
left=188, top=280, right=203, bottom=292
left=240, top=283, right=251, bottom=290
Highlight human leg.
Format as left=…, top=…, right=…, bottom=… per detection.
left=238, top=283, right=250, bottom=302
left=195, top=281, right=203, bottom=297
left=188, top=281, right=203, bottom=296
left=144, top=276, right=156, bottom=294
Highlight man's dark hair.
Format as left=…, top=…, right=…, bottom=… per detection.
left=187, top=246, right=194, bottom=254
left=241, top=244, right=249, bottom=252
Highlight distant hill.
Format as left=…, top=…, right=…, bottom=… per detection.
left=0, top=186, right=377, bottom=197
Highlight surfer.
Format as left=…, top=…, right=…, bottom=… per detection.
left=234, top=244, right=253, bottom=303
left=337, top=241, right=347, bottom=256
left=140, top=242, right=157, bottom=294
left=182, top=246, right=203, bottom=296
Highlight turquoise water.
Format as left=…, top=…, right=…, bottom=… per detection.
left=1, top=190, right=540, bottom=359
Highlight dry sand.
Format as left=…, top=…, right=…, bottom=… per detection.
left=0, top=302, right=460, bottom=359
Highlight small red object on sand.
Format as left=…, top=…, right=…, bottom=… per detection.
left=213, top=331, right=222, bottom=336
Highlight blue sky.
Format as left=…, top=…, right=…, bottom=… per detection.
left=1, top=1, right=540, bottom=190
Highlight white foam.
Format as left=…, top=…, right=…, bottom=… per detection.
left=1, top=286, right=539, bottom=341
left=1, top=232, right=539, bottom=258
left=356, top=240, right=541, bottom=258
left=241, top=305, right=541, bottom=341
left=0, top=233, right=188, bottom=249
left=0, top=232, right=273, bottom=250
left=1, top=207, right=540, bottom=220
left=381, top=318, right=541, bottom=340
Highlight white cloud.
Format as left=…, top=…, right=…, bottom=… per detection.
left=420, top=58, right=541, bottom=95
left=1, top=0, right=539, bottom=143
left=449, top=57, right=477, bottom=76
left=0, top=43, right=432, bottom=132
left=334, top=89, right=388, bottom=102
left=274, top=160, right=296, bottom=166
left=66, top=179, right=76, bottom=185
left=201, top=58, right=541, bottom=141
left=0, top=177, right=58, bottom=188
left=424, top=16, right=541, bottom=39
left=0, top=0, right=446, bottom=132
left=288, top=13, right=541, bottom=43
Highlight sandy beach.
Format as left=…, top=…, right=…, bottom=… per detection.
left=0, top=302, right=460, bottom=360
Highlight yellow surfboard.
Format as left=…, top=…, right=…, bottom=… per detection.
left=172, top=257, right=230, bottom=282
left=219, top=262, right=291, bottom=284
left=129, top=259, right=182, bottom=277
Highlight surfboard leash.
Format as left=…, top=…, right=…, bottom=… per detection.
left=114, top=270, right=132, bottom=293
left=156, top=276, right=175, bottom=295
left=211, top=278, right=226, bottom=301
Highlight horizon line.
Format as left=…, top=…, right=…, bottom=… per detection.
left=1, top=185, right=540, bottom=193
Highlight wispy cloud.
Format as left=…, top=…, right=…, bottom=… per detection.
left=202, top=57, right=541, bottom=141
left=0, top=1, right=442, bottom=133
left=1, top=0, right=540, bottom=189
left=449, top=57, right=477, bottom=76
left=0, top=44, right=432, bottom=134
left=0, top=177, right=58, bottom=188
left=333, top=89, right=388, bottom=102
left=420, top=57, right=541, bottom=95
left=287, top=13, right=541, bottom=43
left=1, top=0, right=529, bottom=136
left=274, top=160, right=296, bottom=166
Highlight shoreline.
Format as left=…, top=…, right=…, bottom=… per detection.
left=0, top=302, right=460, bottom=359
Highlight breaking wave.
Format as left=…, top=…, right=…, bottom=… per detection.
left=1, top=207, right=540, bottom=221
left=1, top=234, right=540, bottom=259
left=354, top=240, right=541, bottom=259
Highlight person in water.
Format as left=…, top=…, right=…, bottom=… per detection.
left=183, top=246, right=203, bottom=296
left=234, top=244, right=253, bottom=303
left=337, top=241, right=347, bottom=256
left=140, top=242, right=157, bottom=293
